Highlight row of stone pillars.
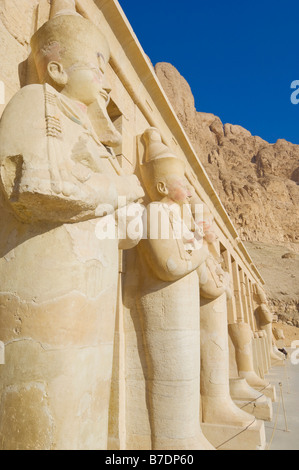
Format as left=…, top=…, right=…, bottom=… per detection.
left=221, top=244, right=281, bottom=400
left=222, top=248, right=256, bottom=328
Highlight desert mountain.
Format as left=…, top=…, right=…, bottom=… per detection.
left=155, top=62, right=299, bottom=323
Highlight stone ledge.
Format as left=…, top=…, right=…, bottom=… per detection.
left=201, top=419, right=266, bottom=450
left=234, top=397, right=273, bottom=422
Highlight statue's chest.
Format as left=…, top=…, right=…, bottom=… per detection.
left=60, top=116, right=116, bottom=176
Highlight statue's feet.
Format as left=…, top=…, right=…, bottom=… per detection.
left=202, top=396, right=256, bottom=428
left=239, top=371, right=270, bottom=389
left=230, top=378, right=263, bottom=401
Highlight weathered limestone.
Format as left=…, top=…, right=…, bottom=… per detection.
left=254, top=285, right=285, bottom=366
left=201, top=295, right=257, bottom=429
left=136, top=128, right=213, bottom=450
left=230, top=378, right=273, bottom=422
left=0, top=0, right=280, bottom=451
left=262, top=330, right=271, bottom=372
left=229, top=323, right=276, bottom=402
left=225, top=266, right=273, bottom=421
left=229, top=323, right=266, bottom=388
left=0, top=3, right=144, bottom=450
left=196, top=211, right=267, bottom=450
left=256, top=333, right=266, bottom=378
left=199, top=235, right=253, bottom=426
left=202, top=419, right=266, bottom=451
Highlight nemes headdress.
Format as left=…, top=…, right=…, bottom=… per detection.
left=139, top=127, right=186, bottom=201
left=31, top=0, right=110, bottom=81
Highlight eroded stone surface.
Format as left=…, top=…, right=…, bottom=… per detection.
left=0, top=2, right=143, bottom=450
left=155, top=62, right=299, bottom=253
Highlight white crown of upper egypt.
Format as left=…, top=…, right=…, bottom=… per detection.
left=139, top=128, right=186, bottom=200
left=31, top=0, right=110, bottom=79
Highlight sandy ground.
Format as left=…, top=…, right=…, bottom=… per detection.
left=273, top=321, right=299, bottom=347
left=245, top=241, right=299, bottom=322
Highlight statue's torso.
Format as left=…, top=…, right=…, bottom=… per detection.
left=0, top=84, right=120, bottom=301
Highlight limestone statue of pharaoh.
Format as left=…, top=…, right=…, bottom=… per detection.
left=136, top=127, right=213, bottom=450
left=0, top=2, right=144, bottom=450
left=196, top=208, right=256, bottom=428
left=254, top=285, right=285, bottom=365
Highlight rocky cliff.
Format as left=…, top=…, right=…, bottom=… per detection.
left=155, top=62, right=299, bottom=322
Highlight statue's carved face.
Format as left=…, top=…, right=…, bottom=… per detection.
left=157, top=176, right=193, bottom=206
left=50, top=51, right=111, bottom=106
left=202, top=215, right=217, bottom=244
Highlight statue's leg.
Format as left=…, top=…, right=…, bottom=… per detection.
left=138, top=272, right=214, bottom=450
left=0, top=229, right=118, bottom=450
left=261, top=323, right=285, bottom=365
left=228, top=322, right=270, bottom=389
left=201, top=294, right=255, bottom=426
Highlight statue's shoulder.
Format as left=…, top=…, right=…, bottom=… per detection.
left=0, top=84, right=45, bottom=129
left=0, top=84, right=47, bottom=159
left=17, top=83, right=44, bottom=96
left=3, top=84, right=45, bottom=112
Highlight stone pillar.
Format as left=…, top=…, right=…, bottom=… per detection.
left=108, top=251, right=126, bottom=451
left=222, top=250, right=237, bottom=324
left=239, top=270, right=250, bottom=325
left=252, top=333, right=260, bottom=375
left=222, top=250, right=239, bottom=379
left=231, top=259, right=245, bottom=323
left=254, top=333, right=265, bottom=378
left=261, top=330, right=270, bottom=374
left=245, top=275, right=256, bottom=332
left=249, top=279, right=258, bottom=331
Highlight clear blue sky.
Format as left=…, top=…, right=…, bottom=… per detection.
left=118, top=0, right=299, bottom=145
